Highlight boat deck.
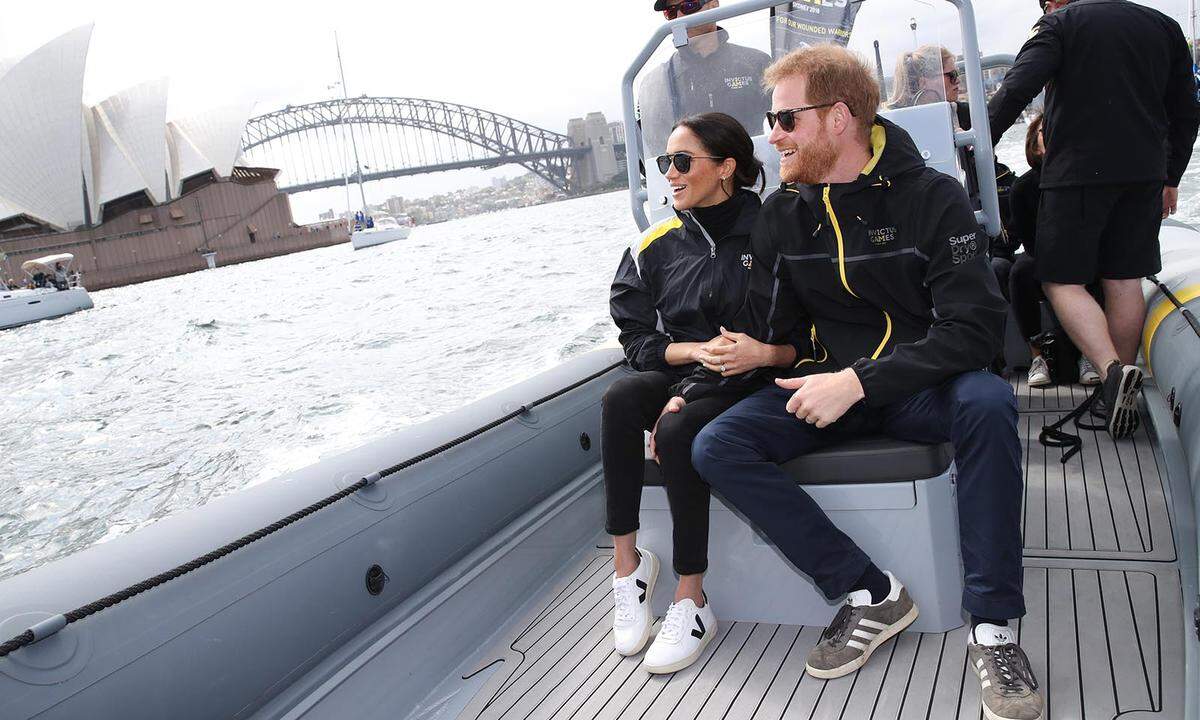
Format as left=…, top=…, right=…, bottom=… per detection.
left=452, top=382, right=1186, bottom=720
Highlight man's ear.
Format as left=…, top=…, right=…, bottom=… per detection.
left=828, top=102, right=852, bottom=138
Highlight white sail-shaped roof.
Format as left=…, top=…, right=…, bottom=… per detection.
left=167, top=121, right=214, bottom=194
left=170, top=101, right=256, bottom=179
left=92, top=78, right=169, bottom=205
left=0, top=25, right=93, bottom=230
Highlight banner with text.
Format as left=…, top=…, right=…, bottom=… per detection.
left=771, top=0, right=865, bottom=57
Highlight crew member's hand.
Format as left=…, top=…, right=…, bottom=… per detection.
left=649, top=396, right=686, bottom=463
left=1163, top=186, right=1179, bottom=219
left=699, top=327, right=770, bottom=376
left=775, top=369, right=865, bottom=428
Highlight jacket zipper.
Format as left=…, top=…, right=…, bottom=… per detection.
left=822, top=186, right=893, bottom=360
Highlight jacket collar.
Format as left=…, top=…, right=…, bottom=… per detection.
left=792, top=116, right=925, bottom=209
left=675, top=188, right=761, bottom=240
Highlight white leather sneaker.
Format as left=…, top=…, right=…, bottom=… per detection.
left=611, top=548, right=658, bottom=656
left=643, top=596, right=716, bottom=674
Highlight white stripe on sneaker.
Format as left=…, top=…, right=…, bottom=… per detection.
left=851, top=628, right=877, bottom=640
left=859, top=619, right=889, bottom=631
left=982, top=679, right=992, bottom=689
left=846, top=639, right=868, bottom=651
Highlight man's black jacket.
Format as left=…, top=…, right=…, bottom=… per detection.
left=610, top=190, right=801, bottom=401
left=988, top=0, right=1200, bottom=188
left=749, top=118, right=1008, bottom=407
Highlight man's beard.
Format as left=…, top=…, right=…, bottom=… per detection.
left=780, top=133, right=838, bottom=185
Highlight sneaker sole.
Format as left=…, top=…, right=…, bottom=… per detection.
left=1079, top=375, right=1101, bottom=386
left=976, top=665, right=1044, bottom=720
left=642, top=621, right=715, bottom=674
left=614, top=551, right=659, bottom=657
left=1106, top=366, right=1144, bottom=440
left=979, top=697, right=1044, bottom=720
left=1028, top=375, right=1052, bottom=388
left=805, top=603, right=920, bottom=679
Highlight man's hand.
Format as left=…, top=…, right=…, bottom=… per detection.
left=698, top=327, right=771, bottom=376
left=775, top=369, right=865, bottom=428
left=1163, top=186, right=1179, bottom=219
left=649, top=396, right=686, bottom=463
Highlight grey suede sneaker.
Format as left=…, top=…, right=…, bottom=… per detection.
left=968, top=624, right=1044, bottom=720
left=804, top=571, right=918, bottom=679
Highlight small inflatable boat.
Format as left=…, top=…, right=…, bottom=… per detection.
left=2, top=2, right=1198, bottom=718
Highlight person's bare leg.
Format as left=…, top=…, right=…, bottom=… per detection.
left=1100, top=278, right=1147, bottom=366
left=613, top=532, right=640, bottom=577
left=1043, top=282, right=1121, bottom=376
left=675, top=574, right=705, bottom=606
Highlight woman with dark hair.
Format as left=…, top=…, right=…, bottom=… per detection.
left=606, top=112, right=799, bottom=673
left=1009, top=113, right=1102, bottom=386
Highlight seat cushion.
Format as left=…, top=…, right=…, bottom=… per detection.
left=643, top=435, right=953, bottom=487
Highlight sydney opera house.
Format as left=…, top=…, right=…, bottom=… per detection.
left=0, top=25, right=345, bottom=291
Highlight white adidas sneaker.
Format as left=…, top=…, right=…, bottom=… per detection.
left=611, top=548, right=659, bottom=656
left=643, top=596, right=716, bottom=674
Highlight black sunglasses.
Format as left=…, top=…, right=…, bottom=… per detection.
left=656, top=152, right=723, bottom=174
left=764, top=102, right=845, bottom=132
left=662, top=0, right=709, bottom=20
left=944, top=69, right=961, bottom=84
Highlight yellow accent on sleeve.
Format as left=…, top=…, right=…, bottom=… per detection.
left=860, top=124, right=887, bottom=177
left=637, top=217, right=683, bottom=255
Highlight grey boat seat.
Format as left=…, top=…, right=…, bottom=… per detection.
left=637, top=434, right=965, bottom=633
left=642, top=435, right=954, bottom=487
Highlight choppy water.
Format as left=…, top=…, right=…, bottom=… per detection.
left=1, top=126, right=1197, bottom=581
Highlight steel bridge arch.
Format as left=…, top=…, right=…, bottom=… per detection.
left=241, top=97, right=588, bottom=192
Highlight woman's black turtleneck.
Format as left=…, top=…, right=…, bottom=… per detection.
left=689, top=190, right=747, bottom=241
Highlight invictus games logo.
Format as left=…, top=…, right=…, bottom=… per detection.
left=868, top=226, right=896, bottom=246
left=741, top=253, right=753, bottom=270
left=726, top=76, right=754, bottom=90
left=949, top=232, right=979, bottom=264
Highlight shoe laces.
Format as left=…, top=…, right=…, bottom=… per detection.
left=983, top=643, right=1040, bottom=696
left=820, top=603, right=858, bottom=645
left=613, top=579, right=638, bottom=626
left=658, top=601, right=690, bottom=643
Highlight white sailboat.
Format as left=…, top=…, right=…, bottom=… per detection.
left=0, top=253, right=93, bottom=331
left=332, top=33, right=415, bottom=251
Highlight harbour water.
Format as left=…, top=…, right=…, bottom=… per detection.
left=1, top=126, right=1197, bottom=581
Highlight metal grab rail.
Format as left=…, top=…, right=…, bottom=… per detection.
left=620, top=0, right=1004, bottom=238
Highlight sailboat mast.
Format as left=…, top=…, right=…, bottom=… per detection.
left=335, top=32, right=369, bottom=213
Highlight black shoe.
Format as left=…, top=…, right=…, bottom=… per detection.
left=1101, top=362, right=1143, bottom=439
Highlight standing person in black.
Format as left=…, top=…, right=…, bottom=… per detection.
left=604, top=112, right=801, bottom=674
left=989, top=0, right=1200, bottom=439
left=639, top=1, right=772, bottom=154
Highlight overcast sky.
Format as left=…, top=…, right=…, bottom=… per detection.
left=0, top=0, right=1192, bottom=219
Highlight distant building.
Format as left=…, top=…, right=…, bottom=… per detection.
left=385, top=196, right=405, bottom=216
left=607, top=121, right=625, bottom=146
left=566, top=111, right=620, bottom=189
left=0, top=25, right=343, bottom=289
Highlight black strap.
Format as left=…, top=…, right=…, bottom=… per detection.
left=1038, top=386, right=1102, bottom=463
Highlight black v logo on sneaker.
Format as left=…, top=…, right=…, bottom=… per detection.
left=691, top=614, right=705, bottom=639
left=635, top=579, right=647, bottom=603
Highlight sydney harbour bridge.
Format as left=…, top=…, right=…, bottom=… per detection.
left=240, top=97, right=618, bottom=195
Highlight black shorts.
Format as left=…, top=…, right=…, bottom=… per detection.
left=1035, top=182, right=1163, bottom=284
